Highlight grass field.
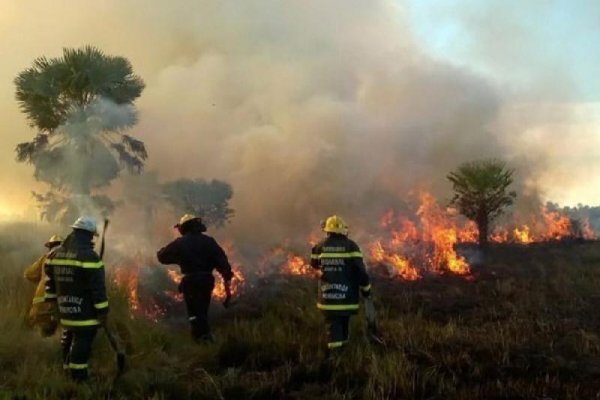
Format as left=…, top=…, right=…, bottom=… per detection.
left=2, top=223, right=600, bottom=399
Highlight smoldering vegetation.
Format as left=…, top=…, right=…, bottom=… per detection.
left=3, top=223, right=600, bottom=399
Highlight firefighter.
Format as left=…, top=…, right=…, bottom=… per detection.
left=310, top=215, right=371, bottom=353
left=24, top=234, right=63, bottom=337
left=44, top=216, right=109, bottom=381
left=157, top=214, right=233, bottom=342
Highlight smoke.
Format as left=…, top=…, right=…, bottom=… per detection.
left=1, top=0, right=596, bottom=251
left=132, top=1, right=507, bottom=247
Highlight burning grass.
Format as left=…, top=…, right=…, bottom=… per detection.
left=3, top=232, right=600, bottom=398
left=3, top=215, right=600, bottom=398
left=107, top=191, right=599, bottom=321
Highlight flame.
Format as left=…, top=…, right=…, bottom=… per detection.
left=113, top=262, right=168, bottom=322
left=369, top=241, right=420, bottom=280
left=113, top=263, right=141, bottom=312
left=260, top=245, right=317, bottom=277
left=285, top=254, right=314, bottom=276
left=416, top=192, right=470, bottom=275
left=541, top=207, right=571, bottom=240
left=489, top=205, right=595, bottom=244
left=367, top=192, right=471, bottom=279
left=111, top=193, right=599, bottom=321
left=513, top=226, right=533, bottom=244
left=112, top=242, right=248, bottom=320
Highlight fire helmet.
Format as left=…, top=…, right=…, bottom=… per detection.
left=322, top=215, right=348, bottom=235
left=71, top=216, right=98, bottom=235
left=44, top=234, right=64, bottom=248
left=174, top=214, right=201, bottom=228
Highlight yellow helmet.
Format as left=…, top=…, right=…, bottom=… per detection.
left=174, top=214, right=200, bottom=228
left=322, top=215, right=348, bottom=235
left=45, top=234, right=64, bottom=248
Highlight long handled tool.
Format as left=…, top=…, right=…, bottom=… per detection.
left=103, top=323, right=126, bottom=374
left=364, top=296, right=386, bottom=346
left=98, top=218, right=126, bottom=374
left=99, top=218, right=109, bottom=259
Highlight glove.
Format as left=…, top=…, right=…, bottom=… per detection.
left=223, top=279, right=233, bottom=308
left=360, top=286, right=372, bottom=298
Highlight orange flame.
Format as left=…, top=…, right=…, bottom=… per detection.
left=367, top=192, right=471, bottom=279
left=513, top=226, right=533, bottom=244
left=369, top=241, right=420, bottom=280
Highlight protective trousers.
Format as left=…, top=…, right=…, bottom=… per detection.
left=325, top=314, right=350, bottom=350
left=61, top=327, right=98, bottom=381
left=181, top=274, right=215, bottom=340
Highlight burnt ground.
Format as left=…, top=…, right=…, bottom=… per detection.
left=3, top=241, right=600, bottom=399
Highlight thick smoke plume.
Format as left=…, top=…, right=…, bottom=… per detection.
left=1, top=0, right=593, bottom=253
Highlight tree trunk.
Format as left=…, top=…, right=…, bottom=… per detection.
left=477, top=215, right=489, bottom=249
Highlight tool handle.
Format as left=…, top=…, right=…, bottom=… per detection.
left=99, top=218, right=110, bottom=259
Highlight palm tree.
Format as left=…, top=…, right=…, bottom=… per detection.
left=447, top=159, right=516, bottom=247
left=14, top=46, right=146, bottom=222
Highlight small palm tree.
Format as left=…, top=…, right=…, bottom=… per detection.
left=14, top=46, right=147, bottom=221
left=447, top=159, right=516, bottom=247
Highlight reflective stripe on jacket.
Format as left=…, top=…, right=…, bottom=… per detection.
left=45, top=231, right=109, bottom=327
left=310, top=234, right=371, bottom=314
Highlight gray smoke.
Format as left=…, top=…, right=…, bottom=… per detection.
left=2, top=0, right=594, bottom=253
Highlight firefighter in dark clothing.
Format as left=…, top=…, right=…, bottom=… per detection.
left=311, top=215, right=371, bottom=352
left=157, top=214, right=233, bottom=342
left=44, top=216, right=109, bottom=381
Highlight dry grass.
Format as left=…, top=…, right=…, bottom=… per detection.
left=2, top=224, right=600, bottom=399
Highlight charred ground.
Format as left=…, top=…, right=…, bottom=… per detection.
left=2, top=225, right=600, bottom=399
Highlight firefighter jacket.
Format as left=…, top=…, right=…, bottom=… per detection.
left=311, top=233, right=371, bottom=314
left=24, top=247, right=59, bottom=324
left=157, top=231, right=234, bottom=281
left=44, top=231, right=109, bottom=328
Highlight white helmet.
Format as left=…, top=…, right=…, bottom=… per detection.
left=71, top=216, right=98, bottom=235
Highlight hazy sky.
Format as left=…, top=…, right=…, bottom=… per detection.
left=0, top=0, right=599, bottom=228
left=404, top=0, right=600, bottom=205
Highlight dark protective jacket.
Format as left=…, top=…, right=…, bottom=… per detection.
left=44, top=230, right=109, bottom=328
left=157, top=232, right=234, bottom=281
left=310, top=233, right=371, bottom=314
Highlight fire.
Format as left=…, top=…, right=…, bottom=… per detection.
left=367, top=192, right=471, bottom=279
left=260, top=246, right=317, bottom=277
left=369, top=241, right=420, bottom=280
left=111, top=194, right=599, bottom=321
left=489, top=205, right=596, bottom=243
left=416, top=192, right=471, bottom=275
left=112, top=243, right=248, bottom=320
left=513, top=226, right=533, bottom=244
left=212, top=268, right=246, bottom=301
left=113, top=263, right=141, bottom=312
left=113, top=262, right=171, bottom=321
left=541, top=207, right=572, bottom=240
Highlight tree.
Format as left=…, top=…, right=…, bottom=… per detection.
left=162, top=179, right=234, bottom=228
left=14, top=46, right=146, bottom=223
left=447, top=159, right=516, bottom=247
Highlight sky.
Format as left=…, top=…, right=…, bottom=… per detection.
left=0, top=0, right=599, bottom=232
left=406, top=0, right=600, bottom=102
left=403, top=0, right=600, bottom=205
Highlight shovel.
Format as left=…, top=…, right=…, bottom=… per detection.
left=103, top=323, right=126, bottom=375
left=364, top=297, right=386, bottom=346
left=98, top=218, right=127, bottom=374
